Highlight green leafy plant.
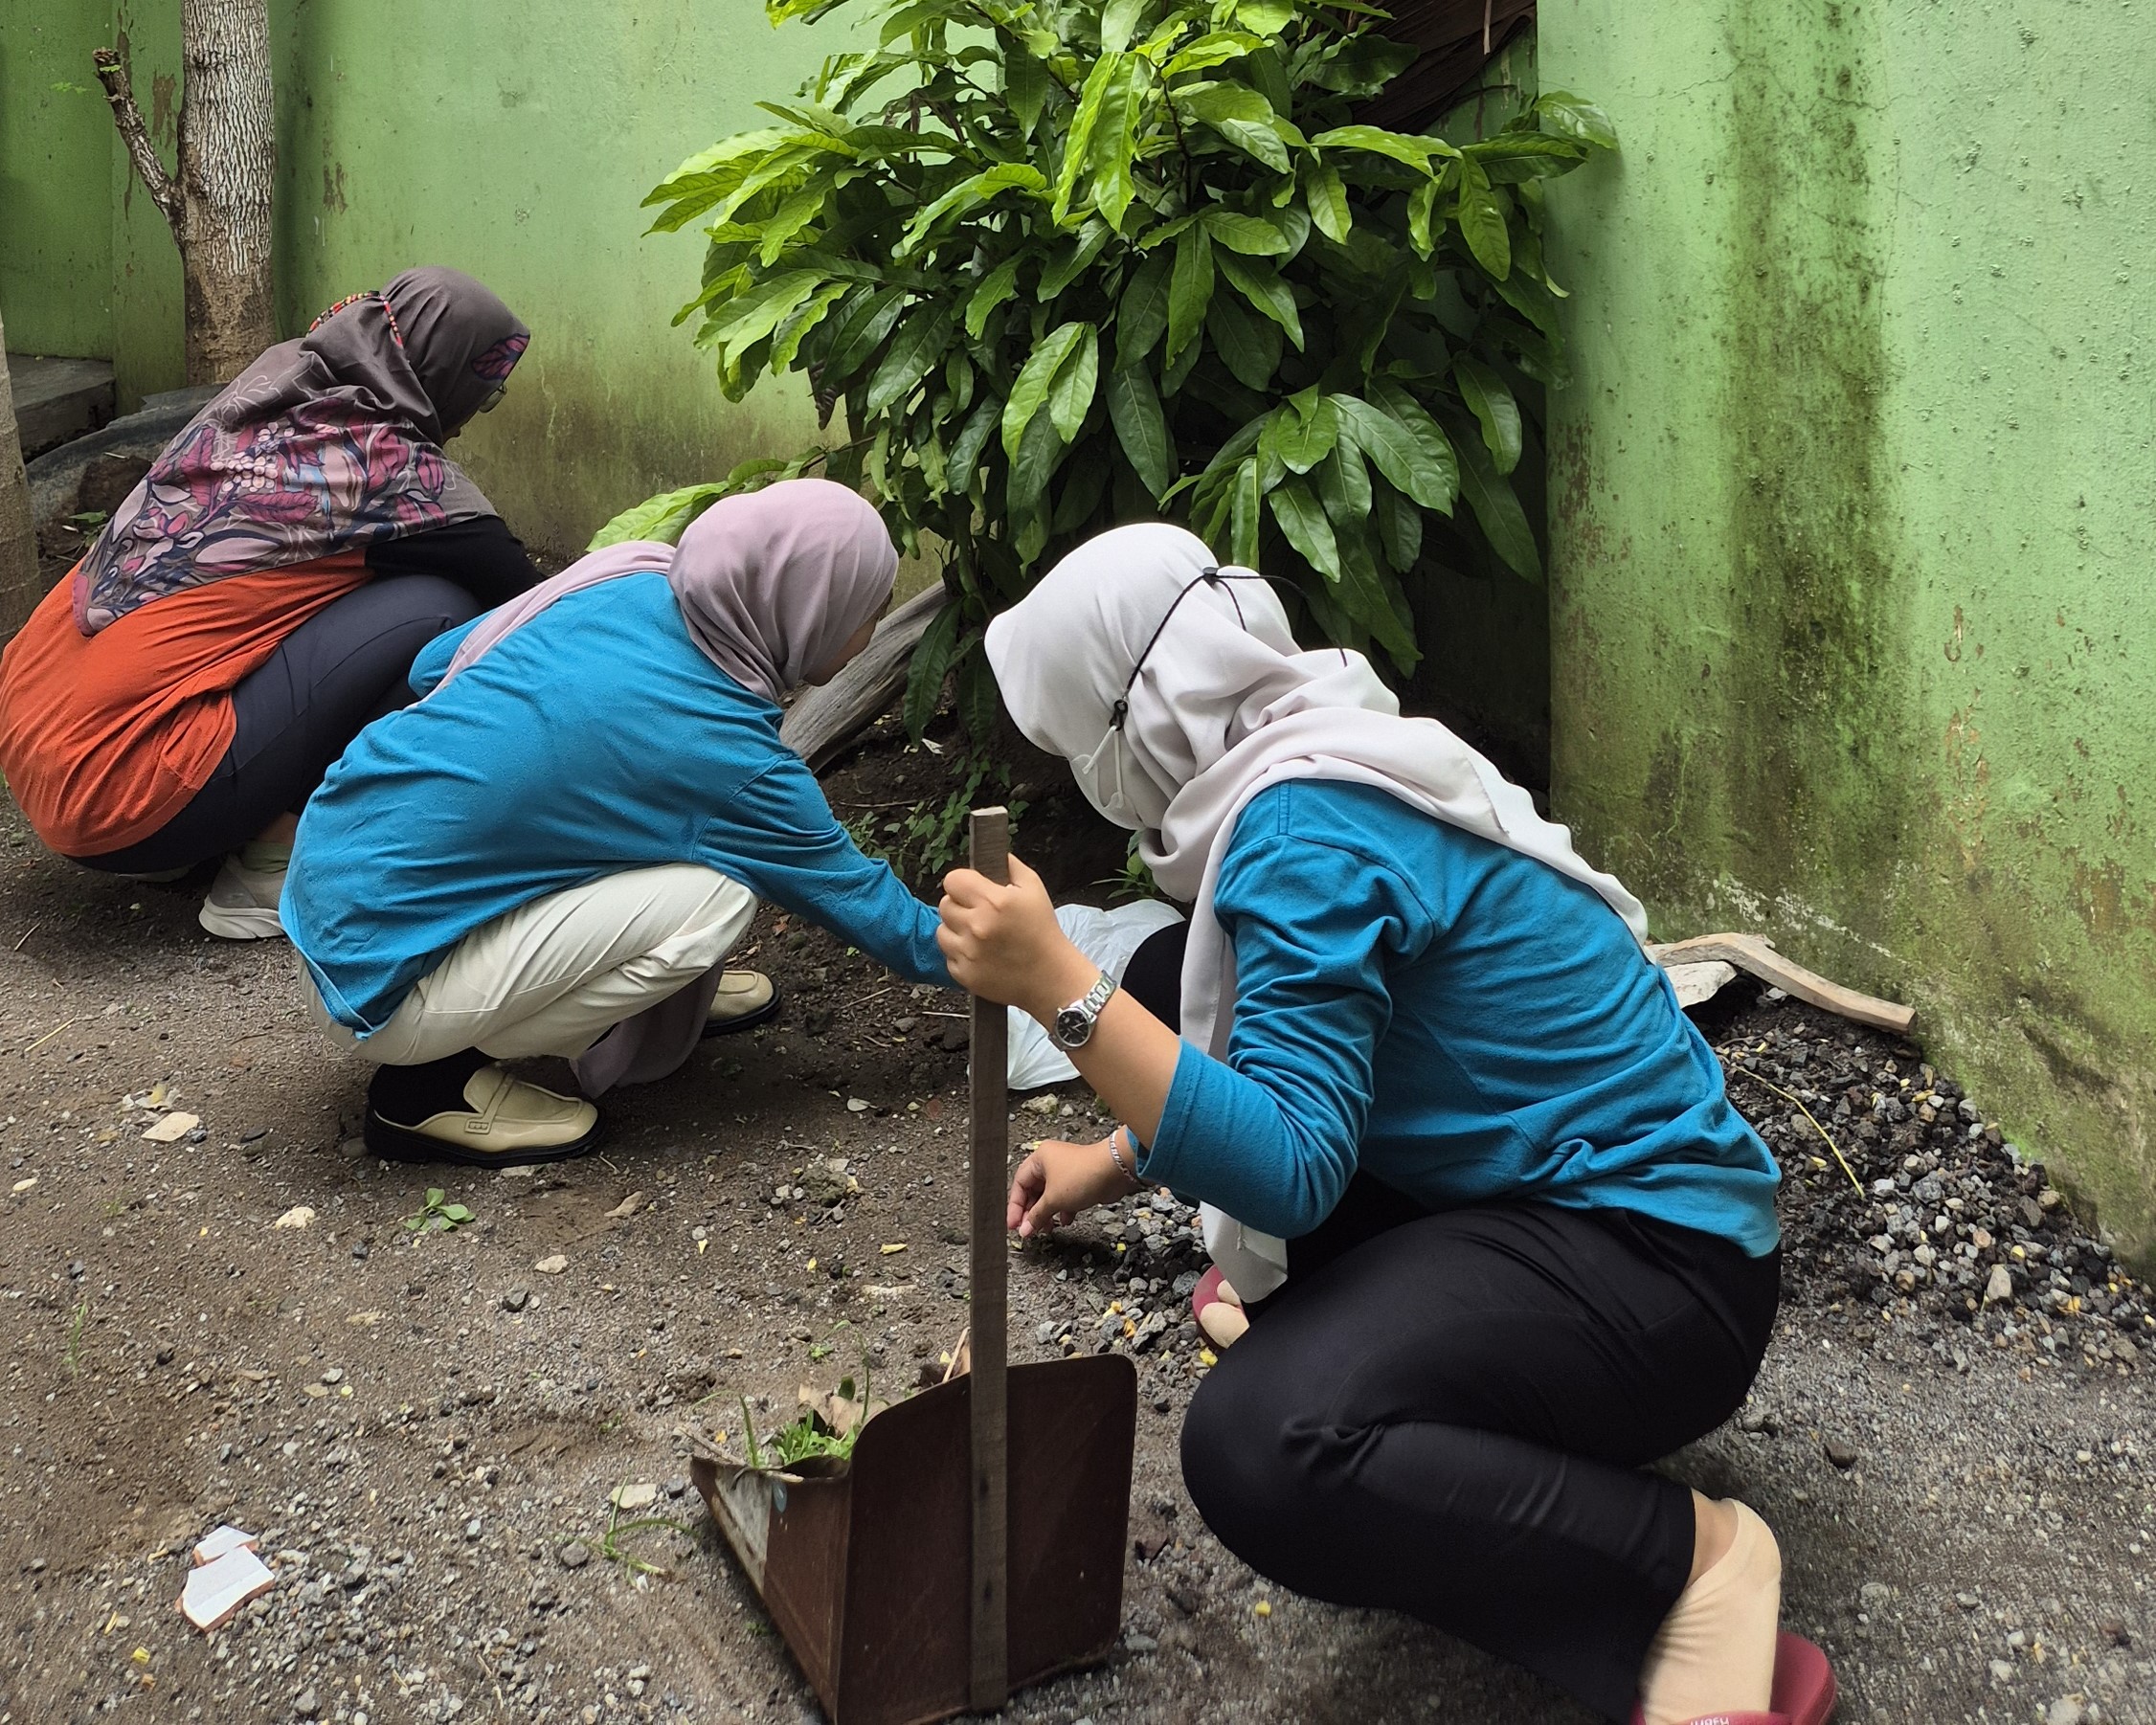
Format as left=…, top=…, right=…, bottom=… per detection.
left=402, top=1188, right=475, bottom=1234
left=604, top=0, right=1613, bottom=727
left=739, top=1376, right=876, bottom=1467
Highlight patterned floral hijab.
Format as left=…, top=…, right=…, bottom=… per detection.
left=72, top=267, right=529, bottom=635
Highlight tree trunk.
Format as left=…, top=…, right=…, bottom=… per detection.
left=0, top=309, right=41, bottom=640
left=97, top=0, right=276, bottom=388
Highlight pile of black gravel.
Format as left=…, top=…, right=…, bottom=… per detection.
left=1703, top=985, right=2151, bottom=1377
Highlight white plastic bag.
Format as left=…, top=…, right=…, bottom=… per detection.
left=1005, top=899, right=1185, bottom=1091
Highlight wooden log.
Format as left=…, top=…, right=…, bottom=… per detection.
left=1646, top=931, right=1916, bottom=1037
left=966, top=808, right=1011, bottom=1711
left=778, top=585, right=946, bottom=771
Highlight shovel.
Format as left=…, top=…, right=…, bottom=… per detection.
left=692, top=807, right=1138, bottom=1725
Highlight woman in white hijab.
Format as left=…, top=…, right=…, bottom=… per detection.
left=936, top=525, right=1834, bottom=1725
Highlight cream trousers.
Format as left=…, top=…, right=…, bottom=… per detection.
left=309, top=864, right=757, bottom=1067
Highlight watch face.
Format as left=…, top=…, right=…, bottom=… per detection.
left=1055, top=1007, right=1092, bottom=1048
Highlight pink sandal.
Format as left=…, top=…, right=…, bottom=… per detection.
left=1192, top=1265, right=1249, bottom=1349
left=1629, top=1630, right=1837, bottom=1725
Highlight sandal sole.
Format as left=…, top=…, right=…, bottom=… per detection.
left=362, top=1109, right=607, bottom=1168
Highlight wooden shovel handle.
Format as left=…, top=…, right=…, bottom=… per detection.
left=1647, top=931, right=1916, bottom=1037
left=967, top=807, right=1011, bottom=1708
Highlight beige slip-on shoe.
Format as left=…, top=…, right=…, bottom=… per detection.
left=365, top=1064, right=603, bottom=1166
left=702, top=968, right=780, bottom=1037
left=198, top=855, right=286, bottom=941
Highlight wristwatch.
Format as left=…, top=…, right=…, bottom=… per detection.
left=1051, top=972, right=1117, bottom=1050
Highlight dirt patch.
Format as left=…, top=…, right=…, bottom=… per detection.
left=0, top=726, right=2150, bottom=1722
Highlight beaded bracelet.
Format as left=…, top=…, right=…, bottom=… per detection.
left=1106, top=1127, right=1139, bottom=1182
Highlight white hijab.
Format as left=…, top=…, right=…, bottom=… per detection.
left=986, top=524, right=1649, bottom=1299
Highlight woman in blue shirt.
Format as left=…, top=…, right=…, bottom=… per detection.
left=285, top=481, right=948, bottom=1165
left=937, top=526, right=1833, bottom=1725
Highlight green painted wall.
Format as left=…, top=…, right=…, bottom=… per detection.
left=0, top=9, right=117, bottom=357
left=1539, top=0, right=2156, bottom=1264
left=11, top=0, right=847, bottom=553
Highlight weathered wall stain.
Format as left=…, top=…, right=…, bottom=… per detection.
left=1542, top=0, right=2156, bottom=1264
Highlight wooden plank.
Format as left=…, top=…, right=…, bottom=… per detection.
left=966, top=807, right=1011, bottom=1711
left=779, top=585, right=946, bottom=771
left=1646, top=931, right=1917, bottom=1037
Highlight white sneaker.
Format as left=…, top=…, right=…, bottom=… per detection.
left=198, top=855, right=286, bottom=940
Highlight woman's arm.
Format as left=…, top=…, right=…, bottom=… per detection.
left=941, top=835, right=1407, bottom=1237
left=368, top=515, right=545, bottom=607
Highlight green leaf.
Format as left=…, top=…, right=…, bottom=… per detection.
left=1234, top=0, right=1293, bottom=34
left=903, top=599, right=960, bottom=738
left=1310, top=123, right=1450, bottom=173
left=1177, top=83, right=1292, bottom=172
left=1303, top=160, right=1350, bottom=243
left=1200, top=210, right=1293, bottom=257
left=946, top=393, right=999, bottom=496
left=1006, top=394, right=1067, bottom=509
left=1163, top=30, right=1262, bottom=77
left=1333, top=522, right=1419, bottom=665
left=1269, top=478, right=1341, bottom=582
left=703, top=270, right=824, bottom=354
left=1451, top=354, right=1522, bottom=476
left=863, top=303, right=955, bottom=415
left=1002, top=321, right=1089, bottom=459
left=1046, top=325, right=1100, bottom=440
left=425, top=1189, right=446, bottom=1209
left=1315, top=437, right=1371, bottom=524
left=756, top=185, right=828, bottom=264
left=1166, top=227, right=1214, bottom=363
left=1454, top=157, right=1511, bottom=280
left=1116, top=249, right=1173, bottom=367
left=1332, top=393, right=1451, bottom=512
left=1375, top=481, right=1423, bottom=571
left=1463, top=133, right=1592, bottom=183
left=1270, top=391, right=1338, bottom=473
left=1039, top=221, right=1112, bottom=300
left=1228, top=458, right=1264, bottom=567
left=965, top=257, right=1022, bottom=340
left=1535, top=90, right=1619, bottom=151
left=897, top=162, right=1046, bottom=256
left=1106, top=364, right=1174, bottom=499
left=1087, top=57, right=1145, bottom=228
left=1206, top=286, right=1281, bottom=391
left=1053, top=49, right=1125, bottom=219
left=1451, top=418, right=1542, bottom=581
left=1368, top=380, right=1460, bottom=513
left=955, top=649, right=1001, bottom=744
left=441, top=1204, right=474, bottom=1223
left=770, top=280, right=850, bottom=372
left=1004, top=44, right=1051, bottom=134
left=1406, top=178, right=1438, bottom=257
left=1215, top=250, right=1303, bottom=350
left=1100, top=0, right=1150, bottom=54
left=825, top=285, right=908, bottom=380
left=587, top=482, right=732, bottom=550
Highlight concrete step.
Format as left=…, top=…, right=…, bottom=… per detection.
left=10, top=353, right=117, bottom=459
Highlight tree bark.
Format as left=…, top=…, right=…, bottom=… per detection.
left=0, top=308, right=40, bottom=639
left=96, top=0, right=276, bottom=387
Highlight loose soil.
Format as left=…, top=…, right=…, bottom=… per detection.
left=0, top=701, right=2151, bottom=1725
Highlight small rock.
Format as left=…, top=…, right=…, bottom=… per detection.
left=1823, top=1436, right=1860, bottom=1469
left=1858, top=1580, right=1891, bottom=1611
left=1984, top=1263, right=2016, bottom=1306
left=294, top=1687, right=320, bottom=1718
left=320, top=1367, right=344, bottom=1385
left=1123, top=1631, right=1158, bottom=1653
left=1989, top=1659, right=2016, bottom=1684
left=613, top=1482, right=658, bottom=1512
left=1164, top=1583, right=1202, bottom=1616
left=240, top=1126, right=270, bottom=1143
left=534, top=1254, right=569, bottom=1275
left=141, top=1110, right=199, bottom=1144
left=272, top=1204, right=316, bottom=1231
left=1956, top=1592, right=1982, bottom=1611
left=845, top=1097, right=871, bottom=1113
left=2046, top=1698, right=2086, bottom=1725
left=503, top=1288, right=530, bottom=1313
left=555, top=1540, right=591, bottom=1570
left=603, top=1192, right=645, bottom=1221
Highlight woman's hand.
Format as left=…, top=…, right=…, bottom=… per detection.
left=938, top=852, right=1098, bottom=1019
left=1006, top=1135, right=1142, bottom=1239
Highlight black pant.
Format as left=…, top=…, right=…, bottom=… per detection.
left=76, top=574, right=478, bottom=874
left=1179, top=1182, right=1781, bottom=1722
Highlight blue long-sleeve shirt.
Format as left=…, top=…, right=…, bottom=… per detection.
left=285, top=571, right=949, bottom=1036
left=1143, top=780, right=1781, bottom=1255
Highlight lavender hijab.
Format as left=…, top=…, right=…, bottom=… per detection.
left=73, top=267, right=528, bottom=634
left=437, top=478, right=897, bottom=704
left=430, top=478, right=899, bottom=1096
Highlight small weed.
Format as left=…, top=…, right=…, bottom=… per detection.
left=739, top=1368, right=875, bottom=1467
left=63, top=1297, right=89, bottom=1377
left=402, top=1188, right=474, bottom=1233
left=1101, top=833, right=1158, bottom=902
left=877, top=754, right=1028, bottom=883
